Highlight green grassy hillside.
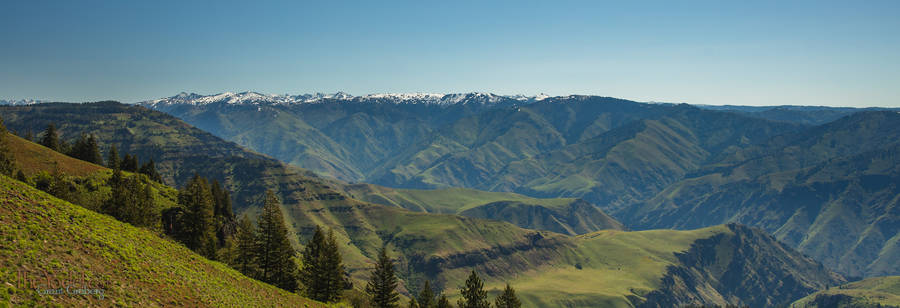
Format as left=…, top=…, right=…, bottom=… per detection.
left=5, top=133, right=104, bottom=177
left=341, top=184, right=624, bottom=235
left=792, top=276, right=900, bottom=307
left=287, top=189, right=843, bottom=307
left=0, top=174, right=323, bottom=307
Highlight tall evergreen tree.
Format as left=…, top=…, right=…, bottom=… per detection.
left=418, top=280, right=436, bottom=308
left=134, top=180, right=157, bottom=227
left=233, top=214, right=258, bottom=277
left=320, top=228, right=345, bottom=302
left=40, top=123, right=60, bottom=152
left=493, top=284, right=521, bottom=308
left=300, top=225, right=345, bottom=302
left=365, top=246, right=400, bottom=308
left=106, top=144, right=120, bottom=169
left=0, top=116, right=16, bottom=176
left=86, top=134, right=103, bottom=164
left=457, top=270, right=489, bottom=308
left=139, top=159, right=162, bottom=182
left=436, top=295, right=452, bottom=308
left=255, top=190, right=299, bottom=292
left=122, top=154, right=139, bottom=172
left=301, top=225, right=325, bottom=298
left=177, top=174, right=216, bottom=258
left=211, top=180, right=234, bottom=219
left=68, top=133, right=86, bottom=160
left=47, top=165, right=70, bottom=200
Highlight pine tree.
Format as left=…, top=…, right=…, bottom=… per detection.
left=48, top=166, right=70, bottom=201
left=457, top=270, right=489, bottom=308
left=408, top=298, right=419, bottom=308
left=104, top=168, right=126, bottom=217
left=299, top=225, right=345, bottom=302
left=139, top=159, right=162, bottom=182
left=133, top=180, right=157, bottom=227
left=106, top=144, right=120, bottom=169
left=255, top=190, right=299, bottom=292
left=40, top=123, right=60, bottom=152
left=436, top=295, right=452, bottom=308
left=211, top=180, right=233, bottom=219
left=86, top=134, right=103, bottom=164
left=234, top=214, right=258, bottom=277
left=418, top=280, right=436, bottom=308
left=493, top=284, right=520, bottom=308
left=177, top=174, right=216, bottom=258
left=321, top=228, right=346, bottom=302
left=301, top=226, right=326, bottom=299
left=0, top=116, right=16, bottom=176
left=365, top=246, right=400, bottom=308
left=122, top=154, right=138, bottom=172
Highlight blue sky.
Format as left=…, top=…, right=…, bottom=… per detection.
left=1, top=1, right=898, bottom=107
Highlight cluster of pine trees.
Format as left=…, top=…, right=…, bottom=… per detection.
left=229, top=191, right=349, bottom=303
left=163, top=174, right=235, bottom=260
left=103, top=168, right=158, bottom=228
left=107, top=144, right=162, bottom=183
left=364, top=247, right=520, bottom=308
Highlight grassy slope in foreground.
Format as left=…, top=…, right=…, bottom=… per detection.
left=792, top=276, right=900, bottom=307
left=0, top=175, right=323, bottom=307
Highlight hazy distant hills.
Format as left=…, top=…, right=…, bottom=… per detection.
left=139, top=92, right=900, bottom=278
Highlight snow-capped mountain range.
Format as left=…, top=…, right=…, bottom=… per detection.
left=140, top=91, right=551, bottom=108
left=0, top=99, right=48, bottom=106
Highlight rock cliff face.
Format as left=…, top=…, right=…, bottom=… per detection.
left=638, top=224, right=846, bottom=307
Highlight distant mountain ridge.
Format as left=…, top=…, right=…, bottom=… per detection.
left=140, top=91, right=552, bottom=107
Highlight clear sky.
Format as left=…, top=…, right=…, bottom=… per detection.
left=2, top=1, right=899, bottom=107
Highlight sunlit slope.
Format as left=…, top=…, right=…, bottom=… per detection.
left=341, top=184, right=624, bottom=235
left=291, top=190, right=843, bottom=307
left=5, top=133, right=104, bottom=177
left=0, top=174, right=322, bottom=307
left=792, top=276, right=900, bottom=307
